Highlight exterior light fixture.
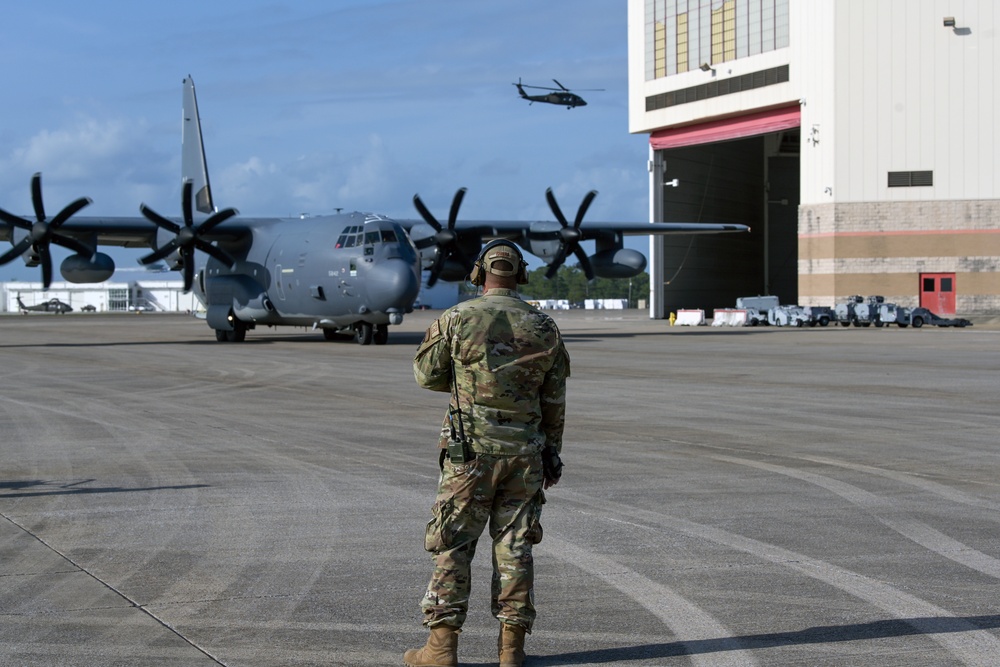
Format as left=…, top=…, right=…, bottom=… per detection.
left=943, top=17, right=956, bottom=27
left=699, top=62, right=715, bottom=72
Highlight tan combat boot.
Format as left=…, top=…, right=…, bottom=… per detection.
left=497, top=623, right=527, bottom=667
left=403, top=625, right=459, bottom=667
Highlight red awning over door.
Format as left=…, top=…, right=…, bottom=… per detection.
left=650, top=105, right=801, bottom=150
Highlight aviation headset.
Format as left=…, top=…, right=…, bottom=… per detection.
left=469, top=239, right=529, bottom=286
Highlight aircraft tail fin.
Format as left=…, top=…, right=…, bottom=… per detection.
left=16, top=295, right=26, bottom=309
left=181, top=76, right=215, bottom=214
left=514, top=78, right=528, bottom=99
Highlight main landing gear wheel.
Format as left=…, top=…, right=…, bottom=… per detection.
left=215, top=320, right=247, bottom=342
left=374, top=324, right=389, bottom=345
left=355, top=322, right=373, bottom=345
left=227, top=321, right=247, bottom=342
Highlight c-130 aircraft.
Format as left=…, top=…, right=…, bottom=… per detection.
left=0, top=77, right=748, bottom=345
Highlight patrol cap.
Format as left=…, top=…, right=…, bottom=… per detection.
left=470, top=239, right=529, bottom=285
left=480, top=241, right=522, bottom=277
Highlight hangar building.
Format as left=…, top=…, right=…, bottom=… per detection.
left=2, top=280, right=198, bottom=314
left=628, top=0, right=998, bottom=319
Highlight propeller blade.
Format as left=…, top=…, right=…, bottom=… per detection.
left=0, top=207, right=32, bottom=231
left=182, top=180, right=194, bottom=228
left=412, top=194, right=442, bottom=232
left=542, top=188, right=598, bottom=279
left=138, top=239, right=181, bottom=265
left=39, top=245, right=53, bottom=289
left=447, top=187, right=467, bottom=228
left=574, top=190, right=597, bottom=227
left=194, top=239, right=237, bottom=270
left=49, top=197, right=92, bottom=228
left=426, top=257, right=445, bottom=288
left=545, top=188, right=569, bottom=227
left=0, top=237, right=32, bottom=265
left=573, top=245, right=595, bottom=280
left=199, top=207, right=239, bottom=235
left=545, top=258, right=563, bottom=280
left=182, top=254, right=195, bottom=292
left=139, top=185, right=239, bottom=283
left=3, top=173, right=95, bottom=285
left=413, top=188, right=474, bottom=286
left=140, top=204, right=182, bottom=234
left=31, top=173, right=45, bottom=222
left=50, top=233, right=95, bottom=257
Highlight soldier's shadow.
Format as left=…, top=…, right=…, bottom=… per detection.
left=459, top=614, right=1000, bottom=665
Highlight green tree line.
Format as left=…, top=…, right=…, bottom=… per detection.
left=462, top=265, right=649, bottom=307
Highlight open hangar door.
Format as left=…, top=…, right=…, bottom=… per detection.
left=650, top=126, right=800, bottom=317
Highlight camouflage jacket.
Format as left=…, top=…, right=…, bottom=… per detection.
left=413, top=288, right=570, bottom=456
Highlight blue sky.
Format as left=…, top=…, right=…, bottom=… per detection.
left=1, top=0, right=650, bottom=282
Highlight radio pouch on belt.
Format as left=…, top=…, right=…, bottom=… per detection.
left=447, top=361, right=470, bottom=463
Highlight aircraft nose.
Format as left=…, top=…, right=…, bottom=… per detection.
left=366, top=258, right=421, bottom=311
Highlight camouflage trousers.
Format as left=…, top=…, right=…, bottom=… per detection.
left=420, top=452, right=545, bottom=632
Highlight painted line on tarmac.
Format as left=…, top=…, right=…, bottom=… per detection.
left=711, top=454, right=1000, bottom=580
left=557, top=488, right=1000, bottom=666
left=797, top=455, right=1000, bottom=511
left=544, top=535, right=759, bottom=666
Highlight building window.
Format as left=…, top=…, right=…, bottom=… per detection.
left=887, top=171, right=933, bottom=187
left=646, top=0, right=789, bottom=81
left=108, top=288, right=129, bottom=312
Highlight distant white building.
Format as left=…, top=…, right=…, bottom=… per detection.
left=585, top=299, right=627, bottom=310
left=2, top=280, right=199, bottom=314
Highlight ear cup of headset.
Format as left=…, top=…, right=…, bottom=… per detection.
left=469, top=261, right=485, bottom=286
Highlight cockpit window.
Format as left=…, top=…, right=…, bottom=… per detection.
left=359, top=225, right=399, bottom=246
left=335, top=225, right=364, bottom=249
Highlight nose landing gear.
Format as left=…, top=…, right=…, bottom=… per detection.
left=353, top=322, right=388, bottom=345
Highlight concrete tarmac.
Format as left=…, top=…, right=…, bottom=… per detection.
left=1, top=310, right=999, bottom=666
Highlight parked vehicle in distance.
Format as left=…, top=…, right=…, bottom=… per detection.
left=906, top=307, right=973, bottom=328
left=736, top=295, right=779, bottom=326
left=804, top=305, right=834, bottom=327
left=768, top=304, right=811, bottom=327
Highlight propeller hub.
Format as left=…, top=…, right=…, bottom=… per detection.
left=31, top=220, right=50, bottom=242
left=177, top=226, right=196, bottom=246
left=435, top=229, right=456, bottom=245
left=559, top=227, right=583, bottom=243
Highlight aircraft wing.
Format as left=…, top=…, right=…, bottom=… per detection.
left=397, top=187, right=750, bottom=283
left=401, top=218, right=751, bottom=237
left=0, top=215, right=252, bottom=248
left=0, top=202, right=253, bottom=288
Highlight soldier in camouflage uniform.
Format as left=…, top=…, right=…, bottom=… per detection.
left=404, top=240, right=569, bottom=667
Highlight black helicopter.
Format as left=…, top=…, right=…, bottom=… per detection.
left=513, top=78, right=604, bottom=109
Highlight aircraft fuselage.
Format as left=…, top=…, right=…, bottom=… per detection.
left=193, top=212, right=421, bottom=336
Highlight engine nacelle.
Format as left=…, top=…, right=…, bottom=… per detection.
left=60, top=252, right=116, bottom=283
left=590, top=248, right=647, bottom=279
left=208, top=273, right=277, bottom=323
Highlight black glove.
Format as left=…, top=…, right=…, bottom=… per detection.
left=542, top=447, right=563, bottom=486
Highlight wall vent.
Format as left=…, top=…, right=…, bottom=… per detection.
left=888, top=171, right=933, bottom=187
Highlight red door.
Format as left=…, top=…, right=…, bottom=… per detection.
left=920, top=273, right=956, bottom=315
